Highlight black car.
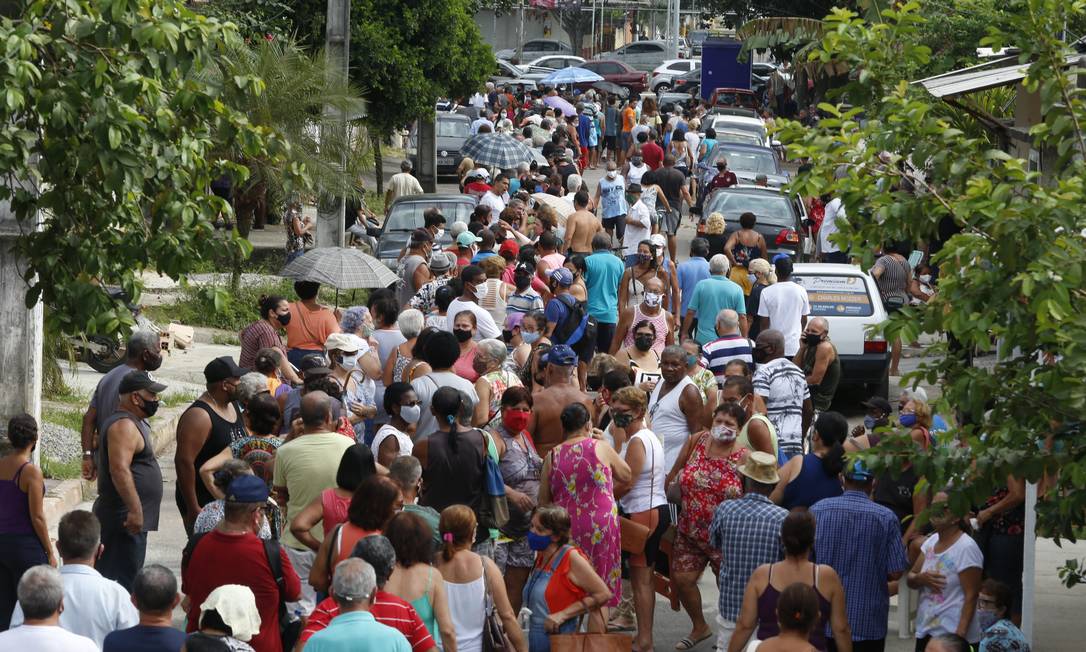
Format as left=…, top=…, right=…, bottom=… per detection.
left=672, top=67, right=702, bottom=96
left=410, top=113, right=472, bottom=178
left=701, top=186, right=807, bottom=260
left=376, top=194, right=477, bottom=268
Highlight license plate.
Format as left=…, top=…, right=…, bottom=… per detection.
left=437, top=157, right=453, bottom=165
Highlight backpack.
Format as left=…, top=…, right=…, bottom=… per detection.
left=550, top=293, right=597, bottom=349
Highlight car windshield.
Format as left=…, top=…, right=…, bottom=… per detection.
left=386, top=201, right=474, bottom=231
left=711, top=120, right=766, bottom=140
left=792, top=273, right=875, bottom=317
left=436, top=119, right=470, bottom=139
left=712, top=131, right=763, bottom=147
left=709, top=146, right=776, bottom=174
left=713, top=91, right=757, bottom=108
left=703, top=191, right=795, bottom=227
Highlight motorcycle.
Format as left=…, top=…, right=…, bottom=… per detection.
left=73, top=288, right=163, bottom=374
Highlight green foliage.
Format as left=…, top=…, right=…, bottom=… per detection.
left=194, top=0, right=296, bottom=39
left=0, top=0, right=294, bottom=339
left=41, top=407, right=84, bottom=434
left=914, top=0, right=1012, bottom=76
left=41, top=457, right=82, bottom=480
left=778, top=0, right=1086, bottom=546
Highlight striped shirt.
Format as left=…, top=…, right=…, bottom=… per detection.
left=238, top=320, right=284, bottom=370
left=701, top=333, right=754, bottom=385
left=752, top=357, right=810, bottom=447
left=299, top=591, right=435, bottom=651
left=709, top=493, right=788, bottom=621
left=871, top=253, right=911, bottom=305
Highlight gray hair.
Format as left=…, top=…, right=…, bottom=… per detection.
left=516, top=162, right=530, bottom=174
left=237, top=372, right=269, bottom=406
left=132, top=564, right=178, bottom=613
left=400, top=159, right=413, bottom=172
left=709, top=253, right=731, bottom=275
left=901, top=385, right=928, bottom=403
left=127, top=330, right=160, bottom=359
left=397, top=308, right=424, bottom=340
left=388, top=455, right=423, bottom=490
left=477, top=338, right=508, bottom=365
left=661, top=344, right=687, bottom=362
left=17, top=565, right=64, bottom=619
left=809, top=316, right=829, bottom=333
left=716, top=309, right=740, bottom=334
left=566, top=173, right=582, bottom=194
left=350, top=535, right=397, bottom=587
left=331, top=558, right=376, bottom=606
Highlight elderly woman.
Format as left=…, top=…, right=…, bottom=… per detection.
left=508, top=311, right=548, bottom=372
left=703, top=211, right=728, bottom=258
left=472, top=338, right=523, bottom=427
left=746, top=257, right=776, bottom=340
left=976, top=579, right=1030, bottom=652
left=667, top=401, right=749, bottom=651
left=326, top=332, right=380, bottom=441
left=383, top=308, right=425, bottom=387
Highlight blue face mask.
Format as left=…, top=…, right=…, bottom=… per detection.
left=863, top=415, right=877, bottom=431
left=521, top=331, right=541, bottom=345
left=899, top=413, right=917, bottom=427
left=527, top=531, right=553, bottom=552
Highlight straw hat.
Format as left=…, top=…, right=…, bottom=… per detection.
left=738, top=451, right=779, bottom=484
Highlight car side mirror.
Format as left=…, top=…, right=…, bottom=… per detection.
left=771, top=139, right=781, bottom=147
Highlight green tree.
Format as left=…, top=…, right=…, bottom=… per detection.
left=191, top=0, right=297, bottom=39
left=777, top=0, right=1086, bottom=548
left=0, top=0, right=293, bottom=338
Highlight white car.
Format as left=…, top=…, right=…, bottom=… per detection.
left=650, top=58, right=699, bottom=92
left=495, top=39, right=573, bottom=63
left=517, top=55, right=587, bottom=82
left=790, top=263, right=892, bottom=398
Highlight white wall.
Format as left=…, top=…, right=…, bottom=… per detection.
left=474, top=9, right=563, bottom=54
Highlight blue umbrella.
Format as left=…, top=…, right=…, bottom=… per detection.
left=539, top=66, right=605, bottom=86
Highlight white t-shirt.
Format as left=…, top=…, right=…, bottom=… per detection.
left=820, top=197, right=844, bottom=255
left=620, top=429, right=667, bottom=514
left=479, top=191, right=506, bottom=217
left=372, top=424, right=414, bottom=460
left=916, top=533, right=984, bottom=642
left=684, top=131, right=702, bottom=162
left=444, top=298, right=502, bottom=340
left=411, top=371, right=480, bottom=441
left=756, top=281, right=811, bottom=356
left=0, top=625, right=98, bottom=652
left=387, top=172, right=423, bottom=202
left=752, top=357, right=810, bottom=448
left=622, top=200, right=652, bottom=256
left=10, top=565, right=138, bottom=648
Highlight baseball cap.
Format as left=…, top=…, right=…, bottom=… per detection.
left=843, top=460, right=874, bottom=482
left=549, top=267, right=573, bottom=287
left=457, top=231, right=482, bottom=248
left=225, top=474, right=269, bottom=503
left=649, top=233, right=667, bottom=251
left=204, top=356, right=247, bottom=384
left=324, top=332, right=360, bottom=354
left=499, top=240, right=520, bottom=258
left=118, top=370, right=168, bottom=395
left=861, top=397, right=893, bottom=414
left=299, top=353, right=333, bottom=378
left=543, top=343, right=578, bottom=367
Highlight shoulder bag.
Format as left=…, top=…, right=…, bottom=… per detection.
left=478, top=430, right=510, bottom=530
left=550, top=611, right=633, bottom=652
left=482, top=557, right=516, bottom=652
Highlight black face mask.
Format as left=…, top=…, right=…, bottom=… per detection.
left=634, top=334, right=654, bottom=352
left=454, top=329, right=473, bottom=343
left=139, top=395, right=160, bottom=418
left=277, top=312, right=291, bottom=326
left=143, top=351, right=163, bottom=372
left=586, top=375, right=603, bottom=392
left=804, top=333, right=822, bottom=347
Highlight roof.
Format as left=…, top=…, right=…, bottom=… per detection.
left=915, top=53, right=1084, bottom=99
left=391, top=193, right=475, bottom=205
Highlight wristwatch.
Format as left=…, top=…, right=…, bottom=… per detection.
left=83, top=451, right=94, bottom=458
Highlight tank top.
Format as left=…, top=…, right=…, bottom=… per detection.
left=640, top=184, right=658, bottom=212
left=0, top=461, right=36, bottom=534
left=445, top=556, right=486, bottom=652
left=452, top=345, right=481, bottom=382
left=478, top=278, right=508, bottom=328
left=627, top=163, right=648, bottom=186
left=780, top=453, right=844, bottom=511
left=410, top=566, right=441, bottom=647
left=757, top=563, right=832, bottom=650
left=98, top=411, right=163, bottom=530
left=333, top=522, right=380, bottom=566
left=397, top=254, right=427, bottom=307
left=802, top=343, right=842, bottom=412
left=648, top=375, right=695, bottom=472
left=737, top=413, right=778, bottom=458
left=620, top=430, right=667, bottom=514
left=622, top=304, right=669, bottom=353
left=731, top=241, right=764, bottom=267
left=320, top=488, right=350, bottom=536
left=181, top=400, right=246, bottom=508
left=599, top=176, right=628, bottom=219
left=420, top=428, right=490, bottom=542
left=628, top=349, right=661, bottom=388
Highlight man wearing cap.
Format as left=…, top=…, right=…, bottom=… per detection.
left=94, top=370, right=167, bottom=590
left=810, top=462, right=909, bottom=652
left=443, top=264, right=502, bottom=340
left=709, top=451, right=788, bottom=652
left=408, top=250, right=456, bottom=315
left=182, top=475, right=302, bottom=651
left=454, top=230, right=481, bottom=269
left=304, top=559, right=410, bottom=651
left=175, top=356, right=247, bottom=536
left=528, top=344, right=594, bottom=457
left=396, top=229, right=433, bottom=307
left=385, top=160, right=423, bottom=213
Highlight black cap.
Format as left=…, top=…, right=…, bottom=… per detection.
left=203, top=356, right=247, bottom=383
left=861, top=397, right=893, bottom=414
left=118, top=370, right=167, bottom=395
left=299, top=353, right=332, bottom=377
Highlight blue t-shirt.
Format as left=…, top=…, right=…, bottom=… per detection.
left=677, top=257, right=711, bottom=315
left=103, top=625, right=187, bottom=652
left=688, top=275, right=746, bottom=344
left=598, top=175, right=628, bottom=219
left=578, top=114, right=592, bottom=146
left=583, top=250, right=625, bottom=324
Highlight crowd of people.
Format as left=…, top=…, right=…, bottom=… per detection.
left=0, top=84, right=1031, bottom=652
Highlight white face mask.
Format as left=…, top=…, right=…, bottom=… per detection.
left=473, top=281, right=489, bottom=301
left=919, top=274, right=931, bottom=283
left=400, top=404, right=422, bottom=424
left=711, top=424, right=737, bottom=442
left=338, top=354, right=357, bottom=371
left=643, top=292, right=662, bottom=308
left=436, top=228, right=445, bottom=240
left=607, top=170, right=617, bottom=179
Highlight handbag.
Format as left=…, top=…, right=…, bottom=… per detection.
left=479, top=431, right=510, bottom=530
left=482, top=558, right=515, bottom=652
left=550, top=613, right=633, bottom=652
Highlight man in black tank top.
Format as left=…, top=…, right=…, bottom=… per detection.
left=175, top=356, right=247, bottom=535
left=94, top=371, right=166, bottom=590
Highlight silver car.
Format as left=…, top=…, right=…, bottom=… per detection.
left=495, top=39, right=573, bottom=64
left=596, top=40, right=669, bottom=72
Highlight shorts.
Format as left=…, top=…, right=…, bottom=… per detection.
left=495, top=536, right=535, bottom=571
left=604, top=135, right=618, bottom=151
left=621, top=132, right=632, bottom=151
left=628, top=504, right=670, bottom=568
left=602, top=215, right=626, bottom=242
left=595, top=322, right=616, bottom=354
left=671, top=529, right=722, bottom=575
left=661, top=208, right=682, bottom=236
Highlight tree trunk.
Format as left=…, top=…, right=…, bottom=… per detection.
left=372, top=132, right=384, bottom=195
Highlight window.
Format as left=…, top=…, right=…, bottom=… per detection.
left=703, top=191, right=795, bottom=228
left=436, top=118, right=471, bottom=139
left=792, top=274, right=875, bottom=317
left=625, top=43, right=647, bottom=54
left=386, top=201, right=475, bottom=232
left=541, top=41, right=559, bottom=52
left=600, top=63, right=622, bottom=75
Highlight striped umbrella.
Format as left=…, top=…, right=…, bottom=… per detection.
left=461, top=132, right=536, bottom=169
left=278, top=247, right=398, bottom=290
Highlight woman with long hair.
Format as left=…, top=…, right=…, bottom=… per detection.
left=771, top=412, right=847, bottom=511
left=384, top=511, right=457, bottom=650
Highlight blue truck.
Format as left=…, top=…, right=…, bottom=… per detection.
left=700, top=35, right=752, bottom=100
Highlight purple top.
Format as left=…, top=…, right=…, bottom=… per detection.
left=756, top=563, right=832, bottom=650
left=0, top=462, right=35, bottom=534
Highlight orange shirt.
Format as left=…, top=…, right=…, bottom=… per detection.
left=621, top=107, right=636, bottom=133
left=284, top=301, right=340, bottom=351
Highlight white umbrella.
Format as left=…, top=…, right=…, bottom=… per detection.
left=531, top=192, right=575, bottom=220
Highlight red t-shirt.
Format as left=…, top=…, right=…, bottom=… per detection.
left=641, top=141, right=665, bottom=170
left=182, top=530, right=301, bottom=652
left=708, top=170, right=738, bottom=190
left=299, top=592, right=437, bottom=651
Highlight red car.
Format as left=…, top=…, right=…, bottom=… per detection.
left=577, top=60, right=648, bottom=94
left=709, top=87, right=760, bottom=110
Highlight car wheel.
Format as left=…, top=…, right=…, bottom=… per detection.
left=866, top=367, right=890, bottom=400
left=655, top=83, right=671, bottom=93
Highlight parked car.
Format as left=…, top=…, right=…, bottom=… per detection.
left=407, top=113, right=472, bottom=178
left=711, top=129, right=766, bottom=148
left=751, top=62, right=778, bottom=77
left=703, top=142, right=788, bottom=186
left=577, top=60, right=648, bottom=93
left=790, top=263, right=892, bottom=398
left=657, top=92, right=696, bottom=112
left=490, top=59, right=524, bottom=85
left=377, top=194, right=477, bottom=269
left=672, top=67, right=702, bottom=96
left=709, top=87, right=760, bottom=110
left=594, top=40, right=669, bottom=72
left=517, top=55, right=587, bottom=82
left=707, top=115, right=770, bottom=144
left=700, top=185, right=807, bottom=260
left=495, top=39, right=573, bottom=64
left=651, top=58, right=699, bottom=92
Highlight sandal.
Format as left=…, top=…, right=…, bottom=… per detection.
left=675, top=632, right=713, bottom=650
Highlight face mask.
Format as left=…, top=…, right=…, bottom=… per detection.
left=473, top=282, right=489, bottom=301
left=638, top=253, right=652, bottom=265
left=276, top=312, right=291, bottom=326
left=607, top=171, right=617, bottom=179
left=748, top=273, right=757, bottom=285
left=503, top=408, right=531, bottom=433
left=454, top=329, right=473, bottom=343
left=527, top=530, right=553, bottom=552
left=899, top=413, right=917, bottom=427
left=143, top=352, right=163, bottom=372
left=139, top=396, right=160, bottom=418
left=711, top=424, right=737, bottom=442
left=863, top=415, right=878, bottom=431
left=521, top=330, right=540, bottom=345
left=976, top=608, right=1000, bottom=631
left=399, top=404, right=422, bottom=424
left=436, top=228, right=445, bottom=240
left=643, top=292, right=662, bottom=308
left=338, top=354, right=357, bottom=370
left=919, top=274, right=931, bottom=284
left=612, top=411, right=634, bottom=429
left=804, top=333, right=822, bottom=347
left=634, top=334, right=654, bottom=352
left=360, top=324, right=375, bottom=339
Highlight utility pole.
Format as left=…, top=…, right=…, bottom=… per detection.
left=317, top=0, right=350, bottom=248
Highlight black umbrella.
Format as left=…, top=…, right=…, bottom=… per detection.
left=592, top=81, right=629, bottom=99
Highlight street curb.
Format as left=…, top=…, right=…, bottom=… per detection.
left=43, top=407, right=183, bottom=528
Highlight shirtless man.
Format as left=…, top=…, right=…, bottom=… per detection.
left=528, top=344, right=595, bottom=457
left=563, top=190, right=602, bottom=257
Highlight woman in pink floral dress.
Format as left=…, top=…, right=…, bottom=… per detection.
left=539, top=403, right=632, bottom=614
